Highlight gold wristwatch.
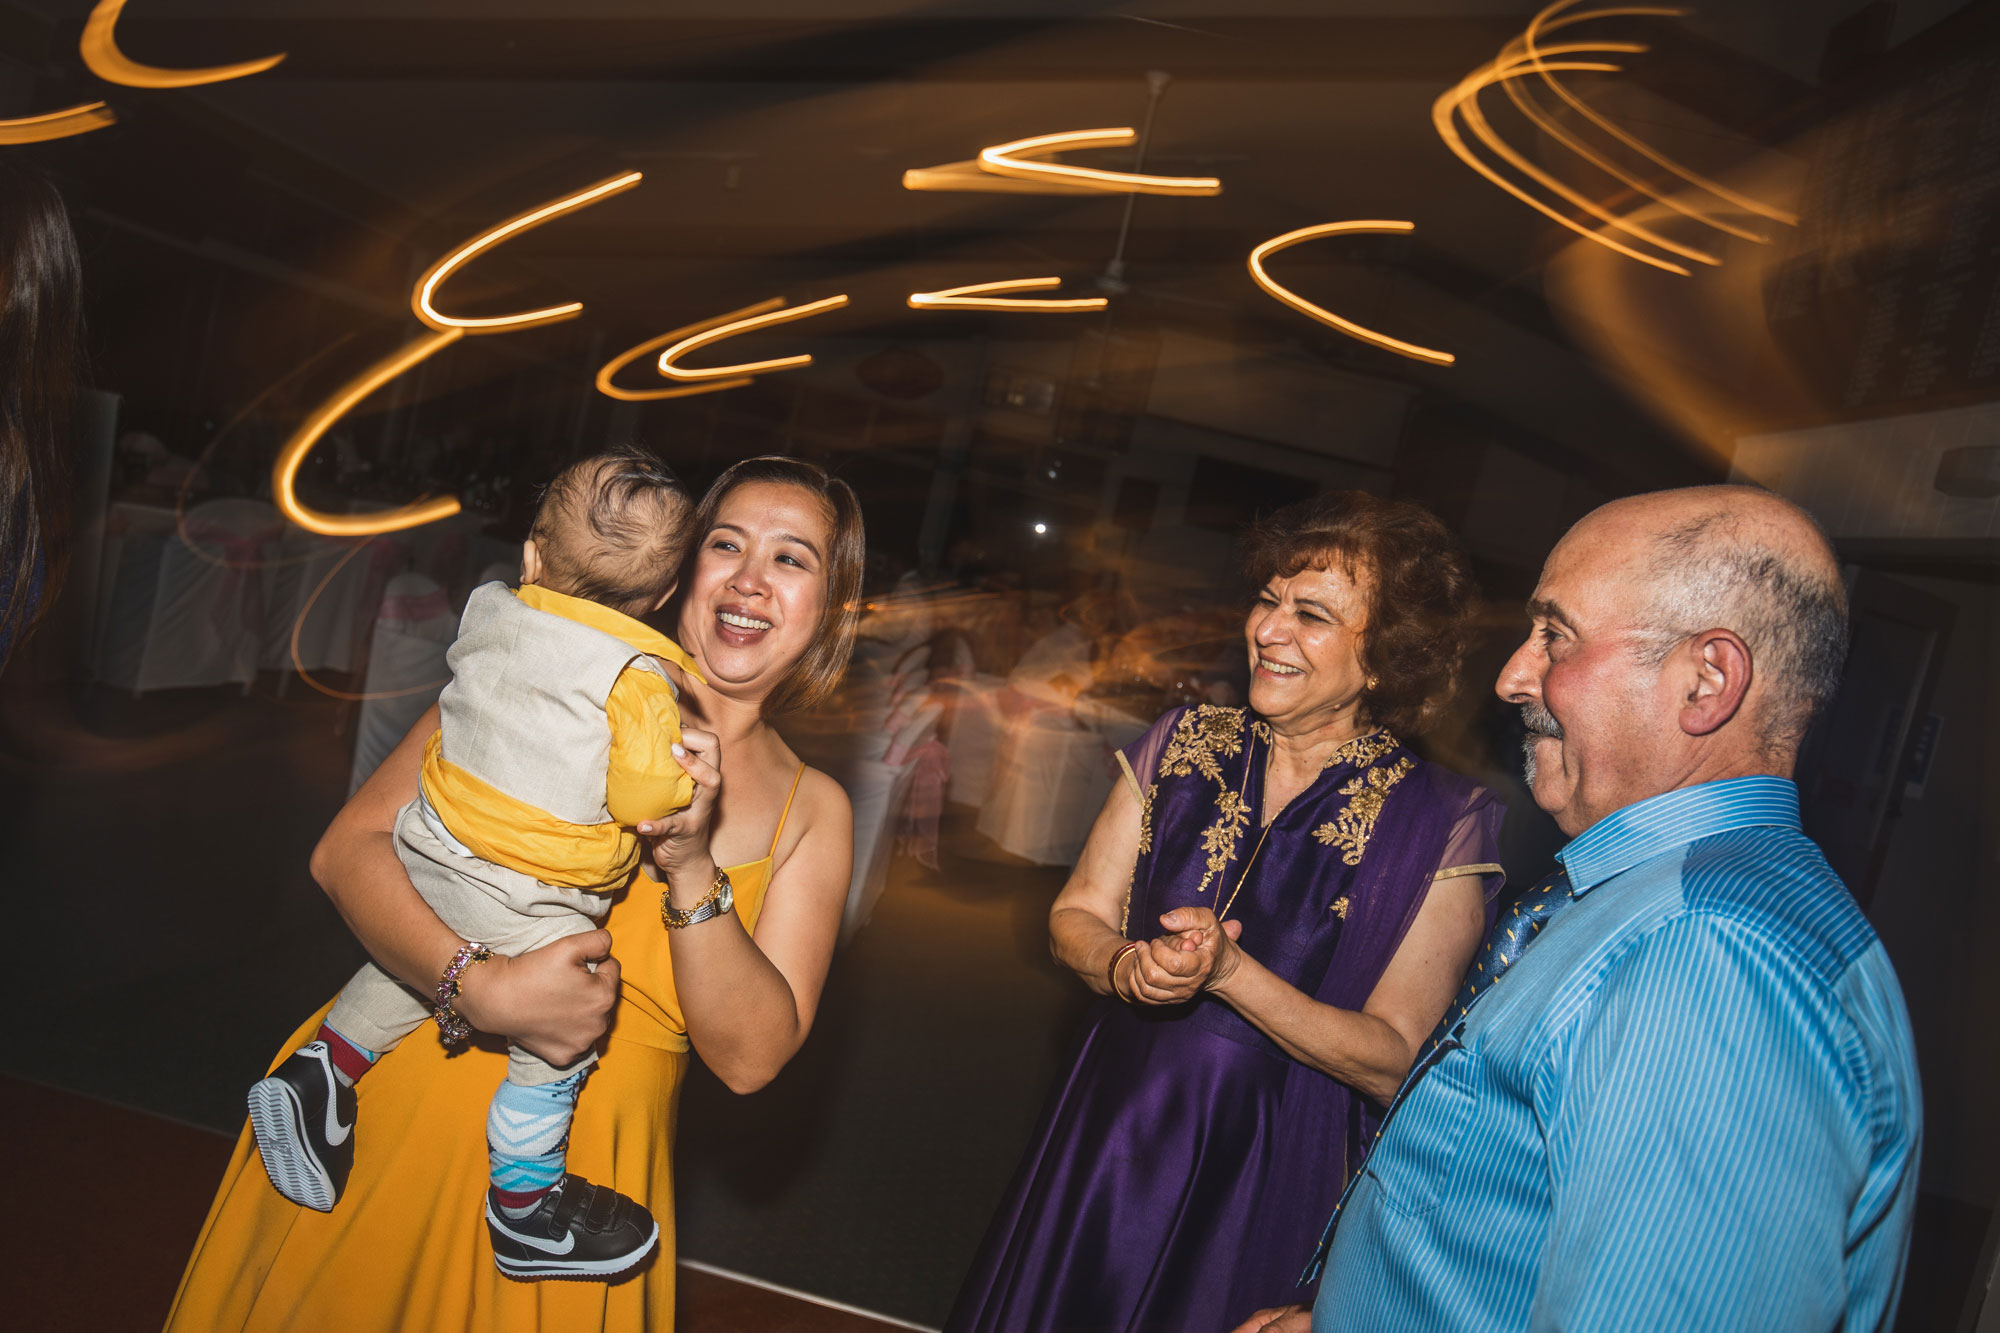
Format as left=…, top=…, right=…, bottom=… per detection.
left=661, top=864, right=733, bottom=930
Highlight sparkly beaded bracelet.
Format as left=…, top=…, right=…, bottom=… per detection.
left=434, top=941, right=494, bottom=1045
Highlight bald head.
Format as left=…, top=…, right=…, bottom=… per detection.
left=1562, top=485, right=1847, bottom=753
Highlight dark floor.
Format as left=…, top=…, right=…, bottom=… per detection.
left=1, top=676, right=1990, bottom=1331
left=3, top=1076, right=907, bottom=1332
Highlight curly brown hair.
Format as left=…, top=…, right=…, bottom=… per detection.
left=1242, top=491, right=1477, bottom=736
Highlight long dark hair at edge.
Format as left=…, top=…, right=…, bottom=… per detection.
left=683, top=456, right=864, bottom=716
left=0, top=159, right=84, bottom=669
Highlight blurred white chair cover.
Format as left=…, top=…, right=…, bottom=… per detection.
left=976, top=696, right=1111, bottom=866
left=263, top=533, right=413, bottom=677
left=106, top=498, right=284, bottom=694
left=89, top=502, right=177, bottom=688
left=347, top=572, right=458, bottom=795
left=943, top=673, right=1007, bottom=806
left=782, top=620, right=948, bottom=944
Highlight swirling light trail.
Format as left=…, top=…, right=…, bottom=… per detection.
left=1247, top=221, right=1456, bottom=366
left=594, top=299, right=780, bottom=402
left=0, top=102, right=115, bottom=145
left=413, top=170, right=642, bottom=333
left=908, top=277, right=1108, bottom=313
left=1431, top=1, right=1796, bottom=276
left=81, top=0, right=286, bottom=88
left=656, top=295, right=850, bottom=383
left=978, top=128, right=1222, bottom=197
left=271, top=330, right=466, bottom=537
left=901, top=159, right=1106, bottom=196
left=1522, top=0, right=1796, bottom=226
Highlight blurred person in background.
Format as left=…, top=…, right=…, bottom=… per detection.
left=169, top=457, right=865, bottom=1332
left=947, top=492, right=1506, bottom=1333
left=0, top=159, right=83, bottom=674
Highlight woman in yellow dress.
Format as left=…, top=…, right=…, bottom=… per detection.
left=168, top=457, right=865, bottom=1332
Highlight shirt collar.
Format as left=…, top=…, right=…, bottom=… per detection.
left=1555, top=776, right=1800, bottom=896
left=514, top=584, right=705, bottom=682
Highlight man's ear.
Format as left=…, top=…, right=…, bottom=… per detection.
left=520, top=539, right=542, bottom=587
left=650, top=580, right=680, bottom=612
left=1678, top=628, right=1753, bottom=737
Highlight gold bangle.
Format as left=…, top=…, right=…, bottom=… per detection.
left=1108, top=941, right=1140, bottom=1001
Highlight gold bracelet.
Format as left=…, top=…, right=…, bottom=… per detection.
left=1108, top=941, right=1141, bottom=1001
left=661, top=863, right=732, bottom=930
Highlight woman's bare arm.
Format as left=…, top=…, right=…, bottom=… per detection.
left=666, top=769, right=852, bottom=1094
left=1046, top=778, right=1200, bottom=1005
left=308, top=705, right=618, bottom=1066
left=1048, top=778, right=1144, bottom=994
left=1198, top=873, right=1488, bottom=1104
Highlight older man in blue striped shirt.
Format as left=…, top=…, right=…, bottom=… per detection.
left=1235, top=486, right=1920, bottom=1333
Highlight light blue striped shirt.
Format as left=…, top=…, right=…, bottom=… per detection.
left=1313, top=777, right=1921, bottom=1332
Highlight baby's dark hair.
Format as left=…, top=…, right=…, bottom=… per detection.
left=528, top=443, right=693, bottom=616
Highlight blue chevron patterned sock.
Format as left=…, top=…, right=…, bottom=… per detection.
left=488, top=1066, right=589, bottom=1218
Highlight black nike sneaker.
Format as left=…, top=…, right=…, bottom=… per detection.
left=246, top=1041, right=355, bottom=1212
left=486, top=1175, right=660, bottom=1281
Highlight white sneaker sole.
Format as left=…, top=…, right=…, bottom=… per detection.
left=485, top=1198, right=661, bottom=1280
left=247, top=1077, right=337, bottom=1212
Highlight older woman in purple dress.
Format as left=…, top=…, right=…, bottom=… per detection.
left=947, top=492, right=1506, bottom=1333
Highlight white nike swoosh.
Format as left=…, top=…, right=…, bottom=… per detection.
left=494, top=1216, right=576, bottom=1255
left=311, top=1047, right=352, bottom=1147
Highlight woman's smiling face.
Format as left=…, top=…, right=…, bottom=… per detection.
left=1244, top=561, right=1373, bottom=732
left=679, top=480, right=832, bottom=699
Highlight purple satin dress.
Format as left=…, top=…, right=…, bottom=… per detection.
left=947, top=705, right=1502, bottom=1333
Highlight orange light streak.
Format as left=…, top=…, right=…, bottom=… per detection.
left=413, top=171, right=642, bottom=334
left=1523, top=0, right=1796, bottom=227
left=901, top=159, right=1107, bottom=196
left=595, top=299, right=782, bottom=401
left=908, top=277, right=1108, bottom=313
left=1434, top=52, right=1693, bottom=276
left=0, top=101, right=115, bottom=145
left=978, top=128, right=1222, bottom=197
left=1432, top=2, right=1797, bottom=276
left=1247, top=221, right=1456, bottom=366
left=656, top=295, right=849, bottom=383
left=1494, top=13, right=1770, bottom=244
left=270, top=329, right=466, bottom=537
left=80, top=0, right=285, bottom=88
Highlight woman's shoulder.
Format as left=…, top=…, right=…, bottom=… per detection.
left=780, top=764, right=852, bottom=851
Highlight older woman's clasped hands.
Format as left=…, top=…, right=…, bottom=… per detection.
left=1116, top=907, right=1243, bottom=1006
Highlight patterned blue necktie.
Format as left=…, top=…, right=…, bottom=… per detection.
left=1302, top=865, right=1577, bottom=1283
left=1412, top=863, right=1577, bottom=1068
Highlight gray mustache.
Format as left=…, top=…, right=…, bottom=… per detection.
left=1520, top=702, right=1563, bottom=741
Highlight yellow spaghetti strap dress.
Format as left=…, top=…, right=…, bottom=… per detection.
left=166, top=766, right=808, bottom=1333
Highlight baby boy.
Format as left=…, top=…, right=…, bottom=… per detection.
left=249, top=443, right=699, bottom=1282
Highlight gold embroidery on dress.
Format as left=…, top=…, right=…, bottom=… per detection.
left=1160, top=705, right=1247, bottom=783
left=1330, top=895, right=1351, bottom=918
left=1198, top=789, right=1251, bottom=895
left=1122, top=783, right=1157, bottom=936
left=1327, top=730, right=1398, bottom=770
left=1314, top=754, right=1416, bottom=865
left=1156, top=706, right=1258, bottom=897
